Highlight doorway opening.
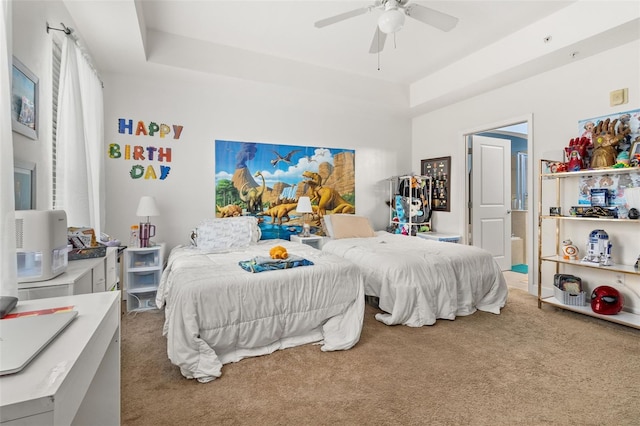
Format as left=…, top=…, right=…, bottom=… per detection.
left=464, top=116, right=534, bottom=289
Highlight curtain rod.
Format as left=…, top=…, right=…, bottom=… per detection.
left=45, top=22, right=104, bottom=88
left=46, top=22, right=74, bottom=35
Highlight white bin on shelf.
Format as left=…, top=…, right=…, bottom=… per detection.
left=553, top=286, right=587, bottom=306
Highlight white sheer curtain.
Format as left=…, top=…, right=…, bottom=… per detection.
left=0, top=0, right=17, bottom=297
left=55, top=37, right=104, bottom=236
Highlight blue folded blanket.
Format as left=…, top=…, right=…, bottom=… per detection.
left=238, top=255, right=314, bottom=273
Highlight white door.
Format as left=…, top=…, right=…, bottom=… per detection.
left=472, top=135, right=511, bottom=270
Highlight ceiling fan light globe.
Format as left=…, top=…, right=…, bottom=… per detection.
left=378, top=9, right=405, bottom=34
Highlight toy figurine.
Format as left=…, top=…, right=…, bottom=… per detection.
left=566, top=150, right=583, bottom=171
left=615, top=151, right=630, bottom=167
left=549, top=162, right=568, bottom=173
left=561, top=239, right=579, bottom=260
left=564, top=136, right=590, bottom=171
left=583, top=229, right=610, bottom=264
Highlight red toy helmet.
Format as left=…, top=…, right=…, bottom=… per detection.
left=590, top=286, right=624, bottom=315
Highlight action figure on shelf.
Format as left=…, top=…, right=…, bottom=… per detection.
left=561, top=239, right=579, bottom=260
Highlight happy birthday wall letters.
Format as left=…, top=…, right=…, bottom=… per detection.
left=108, top=118, right=184, bottom=180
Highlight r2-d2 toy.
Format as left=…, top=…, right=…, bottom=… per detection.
left=582, top=229, right=613, bottom=266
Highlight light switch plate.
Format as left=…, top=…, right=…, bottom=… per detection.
left=609, top=88, right=628, bottom=106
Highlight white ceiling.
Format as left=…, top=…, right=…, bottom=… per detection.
left=62, top=0, right=639, bottom=114
left=65, top=0, right=573, bottom=82
left=139, top=0, right=575, bottom=84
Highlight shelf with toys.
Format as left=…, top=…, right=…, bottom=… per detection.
left=538, top=158, right=640, bottom=330
left=387, top=175, right=432, bottom=236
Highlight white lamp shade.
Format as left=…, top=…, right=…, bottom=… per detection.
left=136, top=196, right=160, bottom=217
left=296, top=196, right=313, bottom=214
left=378, top=9, right=405, bottom=34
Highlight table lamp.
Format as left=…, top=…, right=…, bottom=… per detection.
left=136, top=196, right=160, bottom=247
left=296, top=196, right=313, bottom=237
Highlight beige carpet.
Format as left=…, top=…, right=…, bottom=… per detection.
left=121, top=289, right=640, bottom=426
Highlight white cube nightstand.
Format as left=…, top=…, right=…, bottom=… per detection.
left=290, top=235, right=325, bottom=250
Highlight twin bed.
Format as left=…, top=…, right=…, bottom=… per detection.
left=157, top=215, right=508, bottom=382
left=156, top=217, right=365, bottom=383
left=321, top=215, right=508, bottom=327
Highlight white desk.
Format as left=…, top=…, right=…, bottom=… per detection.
left=0, top=292, right=120, bottom=425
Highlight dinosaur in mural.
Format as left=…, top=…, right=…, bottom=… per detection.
left=257, top=203, right=298, bottom=226
left=302, top=171, right=354, bottom=216
left=270, top=149, right=301, bottom=167
left=239, top=171, right=266, bottom=214
left=216, top=204, right=242, bottom=218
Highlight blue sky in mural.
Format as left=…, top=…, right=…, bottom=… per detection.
left=215, top=140, right=351, bottom=188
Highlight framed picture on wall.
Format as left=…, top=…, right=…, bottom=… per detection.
left=11, top=56, right=39, bottom=140
left=14, top=161, right=36, bottom=210
left=421, top=156, right=451, bottom=212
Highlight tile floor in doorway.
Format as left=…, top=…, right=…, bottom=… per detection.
left=503, top=270, right=529, bottom=292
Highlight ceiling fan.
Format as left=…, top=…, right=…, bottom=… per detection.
left=314, top=0, right=459, bottom=54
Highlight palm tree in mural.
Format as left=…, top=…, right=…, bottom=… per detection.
left=216, top=180, right=238, bottom=206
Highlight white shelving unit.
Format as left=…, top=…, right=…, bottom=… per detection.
left=388, top=174, right=432, bottom=235
left=537, top=160, right=640, bottom=329
left=124, top=243, right=165, bottom=312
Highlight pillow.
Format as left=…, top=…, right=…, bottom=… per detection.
left=321, top=215, right=334, bottom=238
left=329, top=214, right=375, bottom=239
left=192, top=216, right=261, bottom=252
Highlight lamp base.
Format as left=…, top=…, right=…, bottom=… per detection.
left=300, top=223, right=311, bottom=237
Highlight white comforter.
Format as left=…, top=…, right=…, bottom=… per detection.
left=322, top=231, right=508, bottom=327
left=157, top=240, right=364, bottom=382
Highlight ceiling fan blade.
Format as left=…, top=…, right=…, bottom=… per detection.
left=404, top=4, right=459, bottom=32
left=369, top=26, right=387, bottom=54
left=315, top=7, right=370, bottom=28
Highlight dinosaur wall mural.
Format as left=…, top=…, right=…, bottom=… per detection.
left=214, top=140, right=355, bottom=240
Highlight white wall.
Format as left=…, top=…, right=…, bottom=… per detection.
left=103, top=66, right=411, bottom=250
left=9, top=0, right=411, bottom=256
left=413, top=40, right=639, bottom=236
left=412, top=40, right=640, bottom=306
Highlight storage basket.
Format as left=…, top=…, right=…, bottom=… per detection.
left=68, top=245, right=106, bottom=261
left=128, top=290, right=157, bottom=311
left=553, top=286, right=586, bottom=306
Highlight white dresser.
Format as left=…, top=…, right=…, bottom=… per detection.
left=18, top=247, right=119, bottom=300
